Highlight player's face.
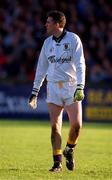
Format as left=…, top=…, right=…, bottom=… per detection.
left=45, top=17, right=57, bottom=35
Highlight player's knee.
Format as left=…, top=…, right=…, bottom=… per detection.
left=77, top=121, right=82, bottom=129
left=51, top=125, right=61, bottom=143
left=71, top=124, right=81, bottom=137
left=52, top=125, right=57, bottom=132
left=75, top=125, right=82, bottom=134
left=51, top=123, right=60, bottom=132
left=71, top=122, right=82, bottom=132
left=51, top=123, right=62, bottom=136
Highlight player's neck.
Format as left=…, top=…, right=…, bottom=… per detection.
left=53, top=28, right=64, bottom=38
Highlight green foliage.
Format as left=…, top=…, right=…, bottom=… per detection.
left=0, top=120, right=112, bottom=180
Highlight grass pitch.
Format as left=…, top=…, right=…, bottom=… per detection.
left=0, top=120, right=112, bottom=180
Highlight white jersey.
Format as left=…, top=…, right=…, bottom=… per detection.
left=33, top=31, right=86, bottom=90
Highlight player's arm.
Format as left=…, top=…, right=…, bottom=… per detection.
left=73, top=35, right=86, bottom=101
left=29, top=42, right=48, bottom=109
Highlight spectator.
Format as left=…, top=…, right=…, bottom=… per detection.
left=0, top=0, right=111, bottom=84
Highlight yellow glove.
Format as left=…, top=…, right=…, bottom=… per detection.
left=74, top=85, right=84, bottom=101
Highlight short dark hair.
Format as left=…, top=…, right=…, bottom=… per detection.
left=47, top=10, right=66, bottom=28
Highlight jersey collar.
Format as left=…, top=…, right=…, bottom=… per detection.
left=52, top=30, right=67, bottom=43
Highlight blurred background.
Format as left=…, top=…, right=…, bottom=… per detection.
left=0, top=0, right=112, bottom=122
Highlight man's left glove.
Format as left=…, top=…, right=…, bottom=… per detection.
left=74, top=84, right=84, bottom=101
left=28, top=88, right=39, bottom=109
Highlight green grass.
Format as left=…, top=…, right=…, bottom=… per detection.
left=0, top=120, right=112, bottom=180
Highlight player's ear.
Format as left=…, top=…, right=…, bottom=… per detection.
left=55, top=22, right=60, bottom=28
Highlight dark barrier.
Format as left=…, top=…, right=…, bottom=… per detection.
left=0, top=84, right=49, bottom=119
left=0, top=83, right=112, bottom=122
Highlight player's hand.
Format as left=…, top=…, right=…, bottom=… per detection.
left=74, top=85, right=84, bottom=101
left=28, top=94, right=37, bottom=109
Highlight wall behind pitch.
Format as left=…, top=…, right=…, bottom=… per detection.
left=0, top=83, right=112, bottom=122
left=83, top=83, right=112, bottom=122
left=0, top=84, right=49, bottom=119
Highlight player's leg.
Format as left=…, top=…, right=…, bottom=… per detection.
left=47, top=103, right=64, bottom=172
left=63, top=102, right=82, bottom=170
left=66, top=101, right=82, bottom=145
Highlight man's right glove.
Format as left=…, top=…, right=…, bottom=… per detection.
left=74, top=84, right=84, bottom=101
left=28, top=94, right=37, bottom=109
left=28, top=88, right=39, bottom=109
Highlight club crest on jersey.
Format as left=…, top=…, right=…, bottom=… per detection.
left=63, top=43, right=70, bottom=51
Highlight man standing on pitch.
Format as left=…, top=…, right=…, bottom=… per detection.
left=29, top=10, right=86, bottom=172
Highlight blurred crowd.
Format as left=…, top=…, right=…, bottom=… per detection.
left=0, top=0, right=112, bottom=84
